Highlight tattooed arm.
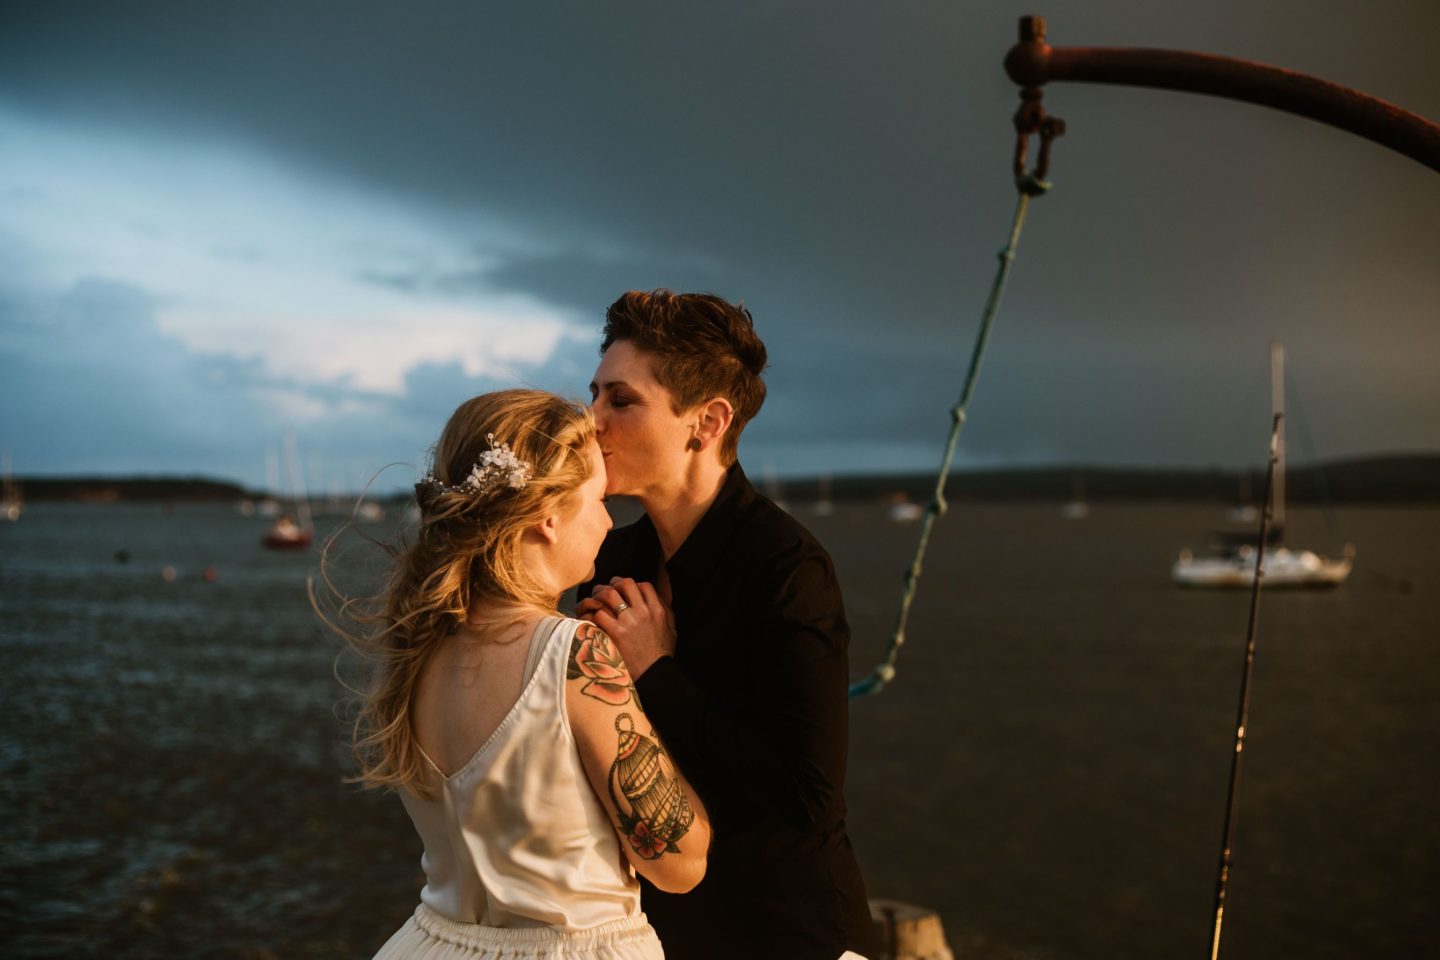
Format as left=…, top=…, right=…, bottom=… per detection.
left=564, top=620, right=710, bottom=893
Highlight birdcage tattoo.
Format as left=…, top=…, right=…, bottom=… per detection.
left=609, top=713, right=693, bottom=858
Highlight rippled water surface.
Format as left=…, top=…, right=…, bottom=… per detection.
left=2, top=501, right=1437, bottom=958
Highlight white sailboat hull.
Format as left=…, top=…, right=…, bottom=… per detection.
left=1172, top=546, right=1353, bottom=589
left=887, top=501, right=923, bottom=523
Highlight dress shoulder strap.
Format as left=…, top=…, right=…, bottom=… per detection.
left=521, top=616, right=566, bottom=687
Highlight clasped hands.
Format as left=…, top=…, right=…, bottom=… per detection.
left=576, top=577, right=676, bottom=679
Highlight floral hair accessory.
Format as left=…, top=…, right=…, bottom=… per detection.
left=422, top=433, right=532, bottom=498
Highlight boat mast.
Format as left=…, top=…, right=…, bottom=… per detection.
left=1270, top=342, right=1285, bottom=535
left=265, top=445, right=280, bottom=500
left=1, top=450, right=19, bottom=520
left=284, top=432, right=313, bottom=533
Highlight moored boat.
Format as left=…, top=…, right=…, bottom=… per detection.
left=2, top=451, right=21, bottom=522
left=262, top=433, right=314, bottom=550
left=1172, top=343, right=1354, bottom=589
left=1173, top=543, right=1354, bottom=588
left=262, top=514, right=313, bottom=550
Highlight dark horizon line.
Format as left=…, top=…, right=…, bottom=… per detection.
left=10, top=451, right=1440, bottom=504
left=11, top=448, right=1440, bottom=483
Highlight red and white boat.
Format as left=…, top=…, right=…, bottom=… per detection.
left=262, top=514, right=313, bottom=550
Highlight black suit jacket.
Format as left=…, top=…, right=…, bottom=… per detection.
left=580, top=464, right=877, bottom=960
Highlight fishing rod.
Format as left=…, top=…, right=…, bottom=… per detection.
left=859, top=12, right=1433, bottom=697
left=998, top=17, right=1436, bottom=951
left=1210, top=411, right=1282, bottom=960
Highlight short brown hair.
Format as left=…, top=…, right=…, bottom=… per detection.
left=601, top=290, right=768, bottom=465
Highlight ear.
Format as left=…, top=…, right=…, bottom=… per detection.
left=535, top=512, right=561, bottom=545
left=691, top=397, right=735, bottom=451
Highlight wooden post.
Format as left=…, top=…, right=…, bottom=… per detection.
left=869, top=899, right=954, bottom=960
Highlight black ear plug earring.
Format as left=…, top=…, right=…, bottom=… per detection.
left=687, top=438, right=702, bottom=452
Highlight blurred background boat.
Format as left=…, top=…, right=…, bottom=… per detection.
left=2, top=451, right=21, bottom=522
left=262, top=433, right=313, bottom=550
left=1060, top=470, right=1090, bottom=520
left=1173, top=343, right=1354, bottom=589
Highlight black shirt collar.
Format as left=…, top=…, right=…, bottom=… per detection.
left=665, top=462, right=756, bottom=586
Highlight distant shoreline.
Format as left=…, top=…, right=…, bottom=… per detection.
left=11, top=453, right=1440, bottom=504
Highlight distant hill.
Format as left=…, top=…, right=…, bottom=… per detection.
left=15, top=476, right=250, bottom=503
left=772, top=454, right=1440, bottom=504
left=13, top=454, right=1440, bottom=503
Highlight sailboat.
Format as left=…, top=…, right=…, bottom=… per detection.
left=1, top=451, right=21, bottom=522
left=1060, top=470, right=1089, bottom=519
left=1172, top=343, right=1354, bottom=589
left=256, top=445, right=283, bottom=518
left=885, top=493, right=924, bottom=523
left=762, top=461, right=788, bottom=513
left=811, top=474, right=835, bottom=517
left=1225, top=471, right=1260, bottom=525
left=262, top=433, right=314, bottom=550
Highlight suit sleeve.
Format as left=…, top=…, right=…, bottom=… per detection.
left=634, top=546, right=851, bottom=830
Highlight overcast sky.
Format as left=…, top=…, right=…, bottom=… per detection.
left=2, top=0, right=1436, bottom=491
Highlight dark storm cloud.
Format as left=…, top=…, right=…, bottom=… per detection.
left=357, top=247, right=733, bottom=316
left=0, top=278, right=277, bottom=471
left=2, top=0, right=1437, bottom=472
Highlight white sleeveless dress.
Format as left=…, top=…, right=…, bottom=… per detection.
left=372, top=617, right=663, bottom=960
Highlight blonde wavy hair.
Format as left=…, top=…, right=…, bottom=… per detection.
left=317, top=389, right=596, bottom=796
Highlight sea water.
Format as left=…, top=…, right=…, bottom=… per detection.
left=2, top=501, right=1437, bottom=958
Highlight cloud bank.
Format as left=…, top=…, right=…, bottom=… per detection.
left=1, top=0, right=1436, bottom=488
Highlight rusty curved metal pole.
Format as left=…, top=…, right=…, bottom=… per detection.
left=1004, top=15, right=1440, bottom=173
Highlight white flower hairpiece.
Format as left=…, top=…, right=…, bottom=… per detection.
left=422, top=433, right=532, bottom=498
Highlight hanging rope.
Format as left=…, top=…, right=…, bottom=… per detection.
left=850, top=88, right=1063, bottom=699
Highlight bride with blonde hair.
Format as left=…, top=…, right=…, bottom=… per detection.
left=323, top=388, right=708, bottom=960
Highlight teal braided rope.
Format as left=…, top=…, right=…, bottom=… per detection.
left=850, top=179, right=1049, bottom=698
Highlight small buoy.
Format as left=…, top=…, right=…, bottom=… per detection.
left=202, top=566, right=219, bottom=583
left=161, top=565, right=177, bottom=582
left=115, top=549, right=131, bottom=564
